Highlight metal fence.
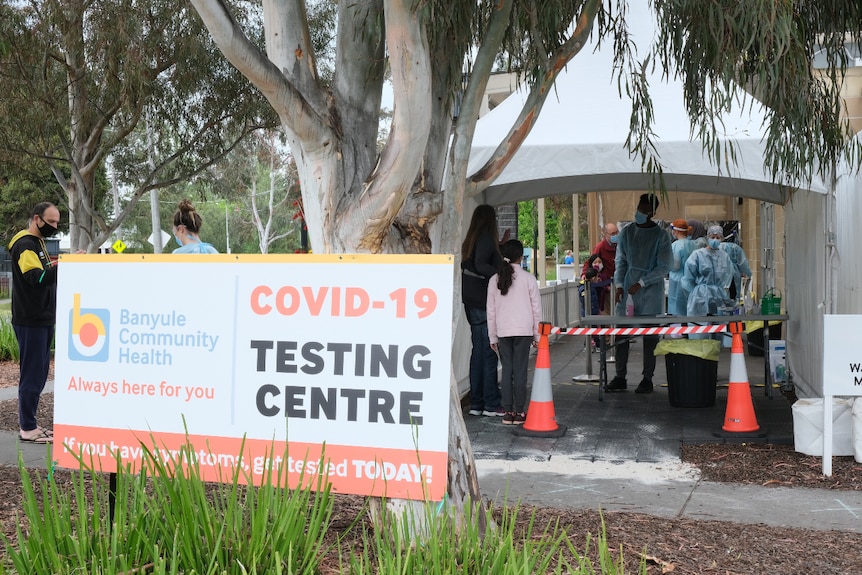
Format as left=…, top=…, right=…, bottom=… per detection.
left=538, top=279, right=582, bottom=340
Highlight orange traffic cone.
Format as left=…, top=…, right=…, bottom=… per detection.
left=514, top=322, right=567, bottom=438
left=720, top=322, right=763, bottom=434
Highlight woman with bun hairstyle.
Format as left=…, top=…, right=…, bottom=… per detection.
left=172, top=199, right=219, bottom=254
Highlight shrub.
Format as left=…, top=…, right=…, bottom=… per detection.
left=0, top=317, right=18, bottom=362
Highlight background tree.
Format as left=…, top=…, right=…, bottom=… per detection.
left=0, top=0, right=276, bottom=253
left=189, top=0, right=861, bottom=523
left=0, top=161, right=66, bottom=242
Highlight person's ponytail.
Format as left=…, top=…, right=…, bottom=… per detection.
left=497, top=239, right=524, bottom=296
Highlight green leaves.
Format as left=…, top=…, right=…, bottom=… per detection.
left=2, top=440, right=335, bottom=574
left=651, top=0, right=862, bottom=186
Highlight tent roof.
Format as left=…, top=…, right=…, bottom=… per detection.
left=467, top=12, right=827, bottom=206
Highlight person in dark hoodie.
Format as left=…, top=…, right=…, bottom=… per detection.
left=8, top=202, right=61, bottom=443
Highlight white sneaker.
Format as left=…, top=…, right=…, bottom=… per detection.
left=468, top=408, right=483, bottom=416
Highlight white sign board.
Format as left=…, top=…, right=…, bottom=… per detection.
left=54, top=254, right=453, bottom=501
left=822, top=315, right=862, bottom=396
left=820, top=314, right=862, bottom=476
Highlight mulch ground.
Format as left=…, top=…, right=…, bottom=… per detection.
left=0, top=361, right=861, bottom=573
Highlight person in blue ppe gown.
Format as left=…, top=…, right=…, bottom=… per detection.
left=687, top=219, right=707, bottom=249
left=605, top=194, right=673, bottom=395
left=719, top=238, right=752, bottom=301
left=172, top=199, right=219, bottom=254
left=682, top=225, right=735, bottom=318
left=668, top=218, right=697, bottom=317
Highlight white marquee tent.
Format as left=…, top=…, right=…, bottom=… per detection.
left=457, top=5, right=857, bottom=400
left=466, top=11, right=827, bottom=204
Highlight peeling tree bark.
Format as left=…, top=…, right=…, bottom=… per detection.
left=190, top=0, right=605, bottom=536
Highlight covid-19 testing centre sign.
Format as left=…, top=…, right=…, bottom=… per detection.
left=54, top=254, right=453, bottom=501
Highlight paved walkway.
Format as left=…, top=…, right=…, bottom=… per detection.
left=466, top=332, right=862, bottom=533
left=2, top=334, right=861, bottom=533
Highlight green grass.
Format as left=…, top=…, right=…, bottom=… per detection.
left=1, top=443, right=647, bottom=575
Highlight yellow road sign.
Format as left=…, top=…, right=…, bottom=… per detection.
left=112, top=239, right=126, bottom=253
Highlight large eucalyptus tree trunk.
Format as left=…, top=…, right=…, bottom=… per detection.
left=190, top=0, right=601, bottom=534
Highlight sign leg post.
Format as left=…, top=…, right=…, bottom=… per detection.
left=823, top=394, right=833, bottom=477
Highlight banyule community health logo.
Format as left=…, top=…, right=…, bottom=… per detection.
left=68, top=293, right=110, bottom=362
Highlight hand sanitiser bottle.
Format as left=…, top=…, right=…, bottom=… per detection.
left=625, top=294, right=634, bottom=317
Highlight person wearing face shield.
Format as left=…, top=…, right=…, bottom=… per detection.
left=7, top=202, right=62, bottom=443
left=668, top=219, right=697, bottom=317
left=605, top=194, right=673, bottom=394
left=682, top=225, right=736, bottom=323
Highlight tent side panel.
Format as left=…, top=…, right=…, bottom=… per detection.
left=836, top=173, right=862, bottom=315
left=785, top=191, right=826, bottom=398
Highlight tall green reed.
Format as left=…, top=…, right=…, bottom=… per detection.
left=1, top=438, right=336, bottom=575
left=345, top=496, right=648, bottom=575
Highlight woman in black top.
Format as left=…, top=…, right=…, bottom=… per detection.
left=461, top=205, right=504, bottom=416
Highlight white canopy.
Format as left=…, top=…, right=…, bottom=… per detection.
left=459, top=5, right=844, bottom=402
left=467, top=10, right=827, bottom=205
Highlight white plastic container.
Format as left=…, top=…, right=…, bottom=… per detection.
left=792, top=398, right=854, bottom=456
left=853, top=399, right=862, bottom=463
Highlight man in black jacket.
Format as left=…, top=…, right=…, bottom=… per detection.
left=8, top=202, right=60, bottom=443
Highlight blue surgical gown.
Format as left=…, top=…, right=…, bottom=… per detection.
left=668, top=237, right=697, bottom=316
left=719, top=242, right=752, bottom=298
left=613, top=223, right=673, bottom=316
left=682, top=247, right=735, bottom=316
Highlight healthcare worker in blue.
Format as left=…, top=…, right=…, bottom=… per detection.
left=719, top=236, right=752, bottom=301
left=172, top=199, right=219, bottom=254
left=682, top=225, right=735, bottom=319
left=606, top=194, right=673, bottom=394
left=668, top=218, right=697, bottom=317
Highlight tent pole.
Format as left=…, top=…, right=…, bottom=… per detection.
left=572, top=194, right=579, bottom=267
left=538, top=197, right=547, bottom=287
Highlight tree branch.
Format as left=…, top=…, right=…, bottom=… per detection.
left=466, top=0, right=601, bottom=196
left=189, top=0, right=330, bottom=141
left=349, top=0, right=432, bottom=253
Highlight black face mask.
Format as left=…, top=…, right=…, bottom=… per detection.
left=37, top=218, right=58, bottom=238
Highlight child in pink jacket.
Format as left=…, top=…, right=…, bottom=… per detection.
left=487, top=239, right=543, bottom=425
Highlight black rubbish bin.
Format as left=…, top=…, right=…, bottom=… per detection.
left=746, top=324, right=782, bottom=357
left=656, top=340, right=720, bottom=408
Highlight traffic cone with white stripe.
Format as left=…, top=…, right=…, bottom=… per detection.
left=514, top=322, right=567, bottom=438
left=720, top=322, right=763, bottom=434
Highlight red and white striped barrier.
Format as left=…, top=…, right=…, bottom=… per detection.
left=550, top=324, right=728, bottom=336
